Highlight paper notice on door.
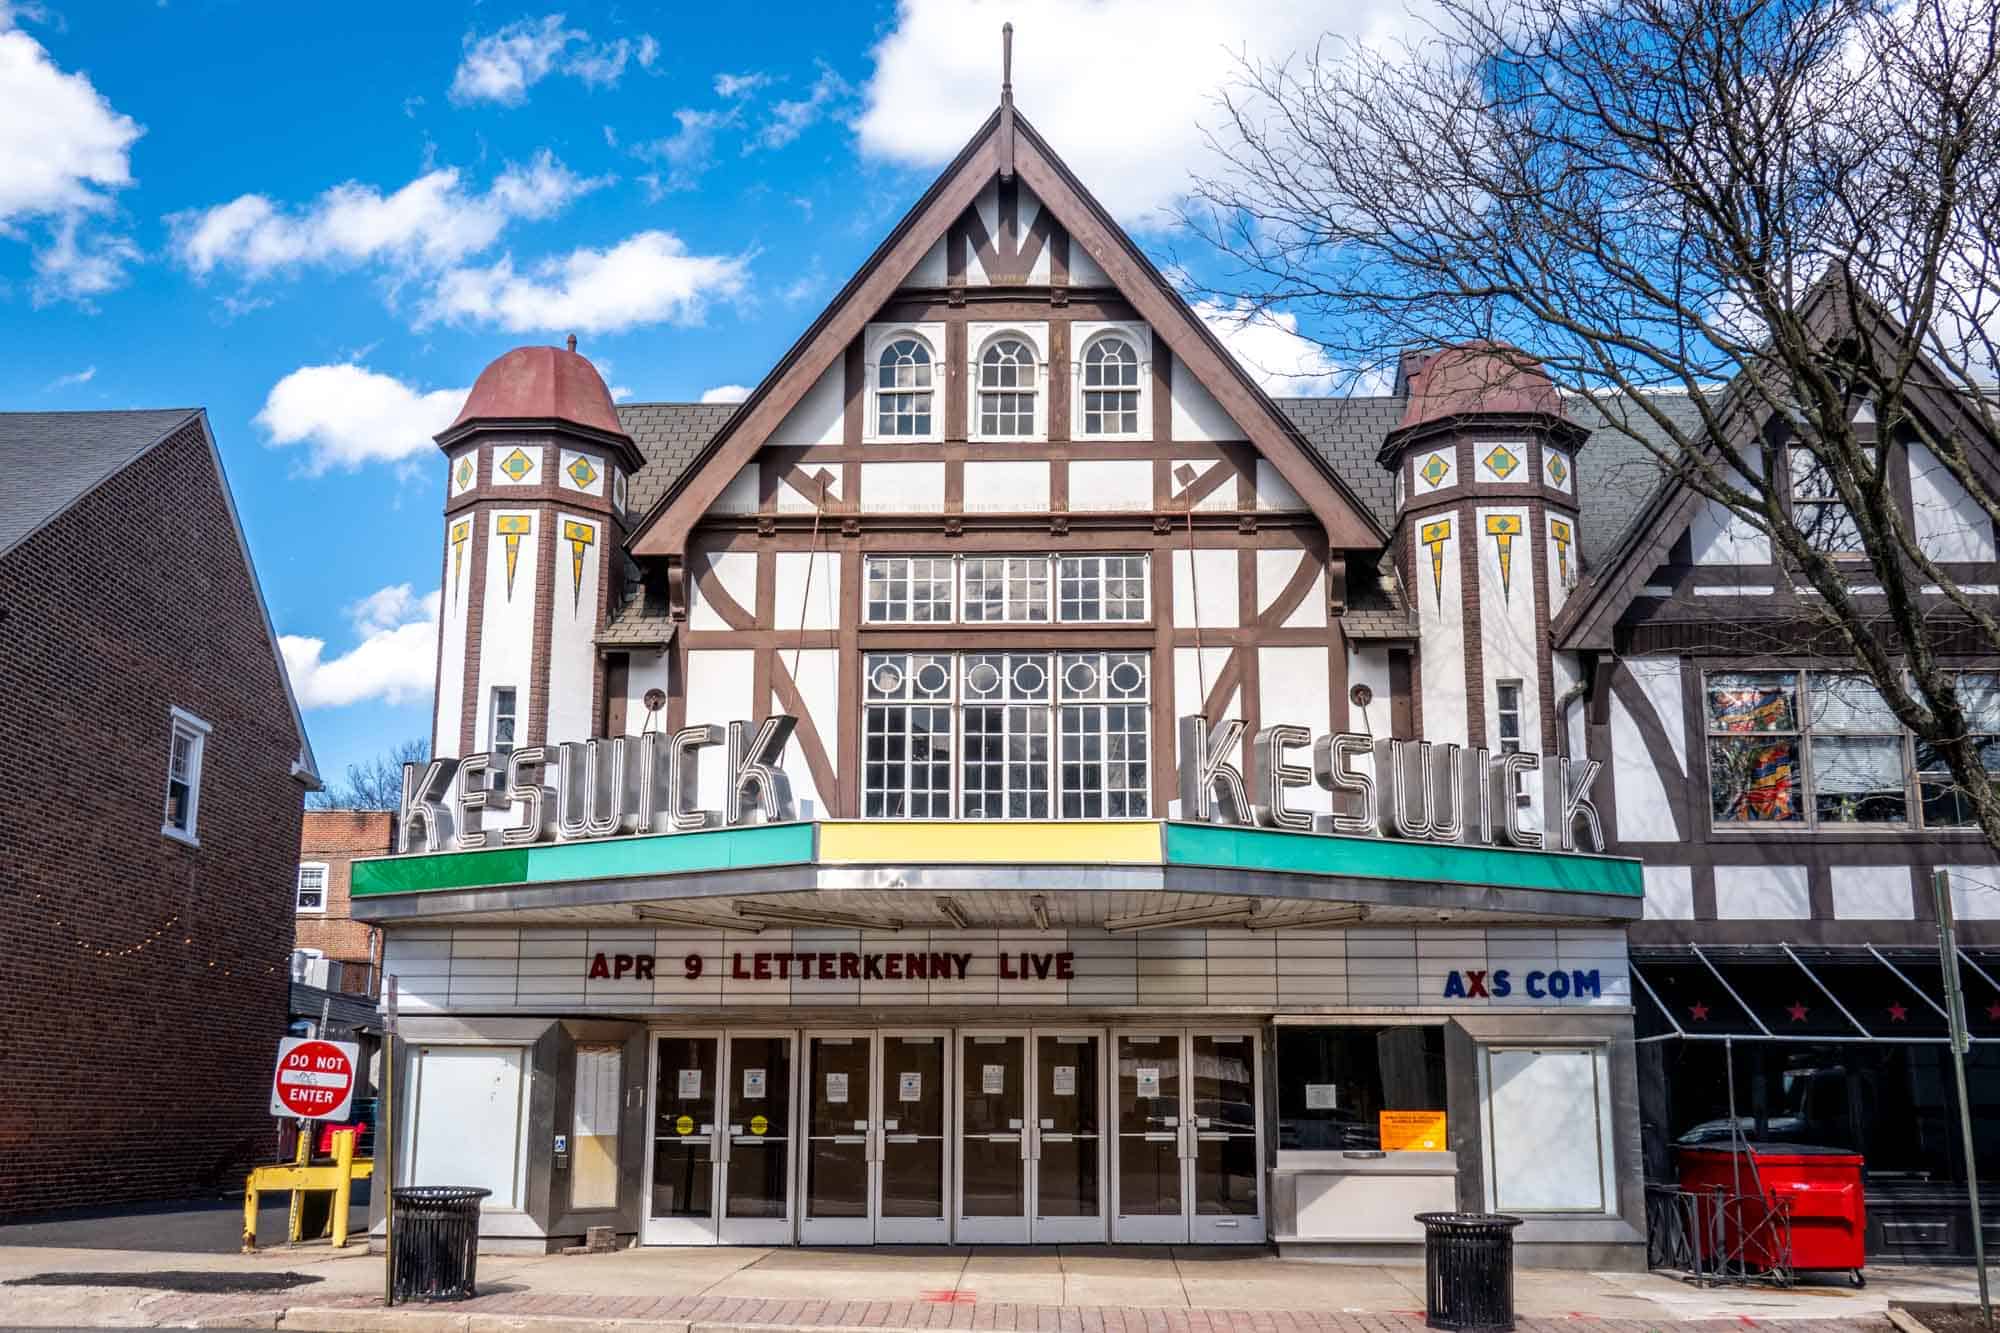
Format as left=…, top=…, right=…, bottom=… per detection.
left=982, top=1064, right=1006, bottom=1095
left=1136, top=1066, right=1160, bottom=1098
left=1052, top=1065, right=1076, bottom=1096
left=743, top=1067, right=766, bottom=1100
left=826, top=1071, right=849, bottom=1104
left=1379, top=1110, right=1447, bottom=1151
left=677, top=1068, right=702, bottom=1100
left=1305, top=1083, right=1338, bottom=1110
left=573, top=1046, right=623, bottom=1136
left=899, top=1070, right=922, bottom=1102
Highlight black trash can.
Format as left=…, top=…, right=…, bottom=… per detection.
left=390, top=1186, right=490, bottom=1301
left=1415, top=1212, right=1524, bottom=1332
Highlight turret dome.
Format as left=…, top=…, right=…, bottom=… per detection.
left=445, top=340, right=627, bottom=440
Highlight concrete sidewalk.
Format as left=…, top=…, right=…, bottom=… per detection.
left=0, top=1240, right=1979, bottom=1332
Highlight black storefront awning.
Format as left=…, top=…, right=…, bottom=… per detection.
left=1633, top=945, right=2000, bottom=1043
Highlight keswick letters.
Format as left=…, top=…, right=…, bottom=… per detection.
left=1177, top=715, right=1605, bottom=853
left=399, top=718, right=798, bottom=854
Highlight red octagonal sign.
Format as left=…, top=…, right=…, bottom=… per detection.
left=271, top=1036, right=359, bottom=1120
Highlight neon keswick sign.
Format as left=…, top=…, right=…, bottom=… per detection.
left=1176, top=717, right=1606, bottom=854
left=396, top=714, right=1603, bottom=856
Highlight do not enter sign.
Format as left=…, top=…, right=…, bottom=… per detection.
left=271, top=1037, right=360, bottom=1120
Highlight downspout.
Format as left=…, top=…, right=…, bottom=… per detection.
left=1554, top=654, right=1593, bottom=760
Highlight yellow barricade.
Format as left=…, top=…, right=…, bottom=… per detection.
left=242, top=1127, right=373, bottom=1252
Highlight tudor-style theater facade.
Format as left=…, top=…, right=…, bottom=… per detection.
left=353, top=93, right=1652, bottom=1266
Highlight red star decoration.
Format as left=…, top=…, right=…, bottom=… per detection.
left=1987, top=1002, right=2000, bottom=1022
left=1888, top=1003, right=1909, bottom=1023
left=1786, top=1002, right=1809, bottom=1023
left=1690, top=1002, right=1710, bottom=1021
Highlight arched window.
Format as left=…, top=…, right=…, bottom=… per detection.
left=977, top=336, right=1038, bottom=436
left=876, top=337, right=934, bottom=436
left=1081, top=335, right=1140, bottom=434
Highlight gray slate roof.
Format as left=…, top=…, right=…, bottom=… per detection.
left=0, top=409, right=200, bottom=558
left=605, top=393, right=1702, bottom=636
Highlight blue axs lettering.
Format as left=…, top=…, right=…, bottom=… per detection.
left=1441, top=967, right=1600, bottom=1000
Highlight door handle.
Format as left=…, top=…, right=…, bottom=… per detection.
left=833, top=1135, right=867, bottom=1145
left=886, top=1134, right=919, bottom=1145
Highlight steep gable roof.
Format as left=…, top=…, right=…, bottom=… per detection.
left=626, top=105, right=1386, bottom=558
left=1551, top=281, right=2000, bottom=651
left=0, top=409, right=201, bottom=558
left=0, top=408, right=321, bottom=785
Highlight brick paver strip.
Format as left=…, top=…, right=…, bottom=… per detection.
left=126, top=1283, right=1897, bottom=1333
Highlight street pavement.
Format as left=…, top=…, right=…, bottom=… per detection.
left=0, top=1237, right=1980, bottom=1331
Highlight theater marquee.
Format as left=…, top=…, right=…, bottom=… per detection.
left=394, top=713, right=1604, bottom=857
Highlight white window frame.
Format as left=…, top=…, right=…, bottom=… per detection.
left=960, top=555, right=1052, bottom=624
left=1071, top=324, right=1152, bottom=441
left=864, top=324, right=945, bottom=445
left=1788, top=445, right=1873, bottom=559
left=296, top=861, right=330, bottom=914
left=862, top=554, right=1152, bottom=627
left=1478, top=1044, right=1618, bottom=1216
left=968, top=324, right=1049, bottom=443
left=162, top=706, right=212, bottom=846
left=862, top=555, right=957, bottom=625
left=489, top=686, right=519, bottom=756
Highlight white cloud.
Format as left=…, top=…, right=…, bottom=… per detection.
left=714, top=71, right=770, bottom=98
left=858, top=0, right=1427, bottom=224
left=281, top=584, right=439, bottom=710
left=1191, top=297, right=1346, bottom=395
left=756, top=63, right=851, bottom=151
left=170, top=150, right=605, bottom=281
left=633, top=106, right=739, bottom=192
left=32, top=213, right=138, bottom=305
left=450, top=13, right=656, bottom=106
left=44, top=363, right=94, bottom=390
left=424, top=230, right=751, bottom=335
left=256, top=363, right=467, bottom=473
left=701, top=384, right=751, bottom=403
left=0, top=14, right=145, bottom=304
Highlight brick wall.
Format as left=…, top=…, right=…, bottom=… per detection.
left=0, top=420, right=309, bottom=1217
left=296, top=810, right=393, bottom=982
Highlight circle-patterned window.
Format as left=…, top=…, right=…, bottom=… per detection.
left=1064, top=659, right=1099, bottom=695
left=1013, top=659, right=1046, bottom=695
left=915, top=661, right=950, bottom=695
left=1110, top=660, right=1144, bottom=695
left=966, top=661, right=1002, bottom=696
left=870, top=661, right=904, bottom=696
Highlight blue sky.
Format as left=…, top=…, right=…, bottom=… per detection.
left=1, top=0, right=1407, bottom=786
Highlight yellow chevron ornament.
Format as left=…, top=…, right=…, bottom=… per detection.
left=1485, top=514, right=1523, bottom=599
left=564, top=520, right=595, bottom=611
left=1419, top=519, right=1451, bottom=610
left=497, top=515, right=532, bottom=599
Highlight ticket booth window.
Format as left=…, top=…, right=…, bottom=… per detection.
left=1276, top=1025, right=1447, bottom=1151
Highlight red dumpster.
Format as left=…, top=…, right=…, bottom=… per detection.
left=1678, top=1143, right=1866, bottom=1284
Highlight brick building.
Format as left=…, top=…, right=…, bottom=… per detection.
left=0, top=410, right=319, bottom=1217
left=294, top=809, right=394, bottom=997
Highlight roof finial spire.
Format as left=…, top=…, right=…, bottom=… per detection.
left=998, top=21, right=1016, bottom=181
left=565, top=333, right=577, bottom=353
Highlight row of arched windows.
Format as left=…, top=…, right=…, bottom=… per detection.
left=873, top=331, right=1143, bottom=438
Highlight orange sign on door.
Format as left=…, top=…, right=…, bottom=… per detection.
left=1379, top=1110, right=1447, bottom=1151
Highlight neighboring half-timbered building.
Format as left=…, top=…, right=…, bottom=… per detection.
left=353, top=80, right=1999, bottom=1265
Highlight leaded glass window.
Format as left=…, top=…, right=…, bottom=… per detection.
left=962, top=556, right=1050, bottom=623
left=864, top=556, right=954, bottom=623
left=1057, top=554, right=1148, bottom=622
left=863, top=653, right=954, bottom=818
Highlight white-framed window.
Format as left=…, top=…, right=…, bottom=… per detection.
left=962, top=555, right=1051, bottom=623
left=1495, top=680, right=1532, bottom=806
left=875, top=335, right=936, bottom=438
left=862, top=554, right=1151, bottom=625
left=162, top=706, right=211, bottom=844
left=1079, top=332, right=1143, bottom=436
left=1058, top=554, right=1148, bottom=622
left=864, top=555, right=955, bottom=623
left=490, top=687, right=518, bottom=757
left=296, top=862, right=329, bottom=913
left=861, top=651, right=1152, bottom=820
left=1789, top=446, right=1871, bottom=557
left=976, top=335, right=1039, bottom=437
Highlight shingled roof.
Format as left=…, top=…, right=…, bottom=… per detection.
left=0, top=409, right=202, bottom=558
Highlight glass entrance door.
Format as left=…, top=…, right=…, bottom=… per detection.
left=956, top=1032, right=1029, bottom=1242
left=1031, top=1030, right=1106, bottom=1242
left=877, top=1031, right=951, bottom=1243
left=1111, top=1030, right=1264, bottom=1244
left=1188, top=1032, right=1262, bottom=1243
left=643, top=1033, right=723, bottom=1244
left=801, top=1032, right=876, bottom=1244
left=719, top=1032, right=795, bottom=1244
